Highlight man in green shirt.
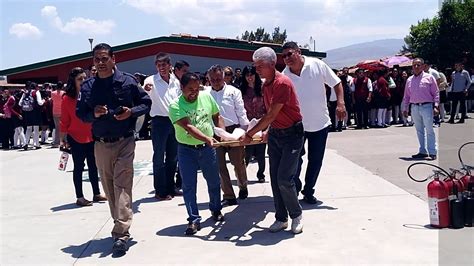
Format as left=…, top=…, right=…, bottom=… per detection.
left=169, top=72, right=226, bottom=235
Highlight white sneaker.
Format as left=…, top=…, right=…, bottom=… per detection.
left=291, top=214, right=303, bottom=234
left=269, top=220, right=288, bottom=233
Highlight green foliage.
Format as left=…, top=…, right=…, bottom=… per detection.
left=404, top=1, right=474, bottom=70
left=240, top=26, right=287, bottom=44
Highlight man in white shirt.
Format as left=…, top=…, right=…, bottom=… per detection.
left=143, top=53, right=182, bottom=200
left=282, top=42, right=346, bottom=204
left=207, top=65, right=250, bottom=206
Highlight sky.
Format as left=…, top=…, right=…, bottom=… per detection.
left=0, top=0, right=439, bottom=70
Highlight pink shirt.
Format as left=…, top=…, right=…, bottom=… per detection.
left=2, top=96, right=17, bottom=118
left=402, top=72, right=439, bottom=112
left=51, top=90, right=64, bottom=116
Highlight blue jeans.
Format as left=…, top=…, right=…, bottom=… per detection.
left=151, top=116, right=178, bottom=197
left=268, top=123, right=304, bottom=222
left=294, top=126, right=329, bottom=197
left=411, top=103, right=437, bottom=155
left=178, top=144, right=222, bottom=224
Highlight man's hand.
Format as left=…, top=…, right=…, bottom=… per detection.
left=336, top=102, right=347, bottom=121
left=366, top=96, right=372, bottom=103
left=433, top=106, right=439, bottom=116
left=144, top=83, right=153, bottom=92
left=261, top=131, right=268, bottom=143
left=465, top=90, right=469, bottom=97
left=18, top=115, right=23, bottom=120
left=239, top=132, right=252, bottom=145
left=403, top=111, right=409, bottom=118
left=114, top=107, right=132, bottom=121
left=205, top=136, right=217, bottom=147
left=94, top=105, right=108, bottom=118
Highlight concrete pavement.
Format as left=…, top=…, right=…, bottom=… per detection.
left=0, top=124, right=473, bottom=265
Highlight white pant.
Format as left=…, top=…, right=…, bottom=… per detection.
left=377, top=108, right=387, bottom=126
left=14, top=127, right=26, bottom=146
left=25, top=126, right=40, bottom=147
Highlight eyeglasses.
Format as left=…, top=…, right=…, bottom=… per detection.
left=282, top=52, right=293, bottom=59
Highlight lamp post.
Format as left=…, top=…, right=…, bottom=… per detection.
left=310, top=36, right=316, bottom=52
left=88, top=38, right=94, bottom=51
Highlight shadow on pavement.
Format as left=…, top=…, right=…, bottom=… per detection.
left=132, top=196, right=158, bottom=213
left=398, top=156, right=429, bottom=162
left=50, top=203, right=83, bottom=212
left=403, top=224, right=438, bottom=230
left=61, top=237, right=137, bottom=259
left=157, top=195, right=336, bottom=246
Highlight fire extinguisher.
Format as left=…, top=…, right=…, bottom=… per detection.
left=457, top=141, right=474, bottom=227
left=408, top=163, right=451, bottom=228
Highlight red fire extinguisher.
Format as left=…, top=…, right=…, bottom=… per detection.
left=458, top=142, right=474, bottom=189
left=408, top=163, right=451, bottom=228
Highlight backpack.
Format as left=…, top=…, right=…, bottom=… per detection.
left=21, top=91, right=34, bottom=111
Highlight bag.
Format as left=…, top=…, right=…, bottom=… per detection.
left=21, top=92, right=34, bottom=111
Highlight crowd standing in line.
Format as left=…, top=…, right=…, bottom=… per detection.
left=1, top=41, right=473, bottom=256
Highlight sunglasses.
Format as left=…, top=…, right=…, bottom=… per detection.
left=282, top=52, right=293, bottom=59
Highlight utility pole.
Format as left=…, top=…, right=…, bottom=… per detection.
left=310, top=36, right=316, bottom=51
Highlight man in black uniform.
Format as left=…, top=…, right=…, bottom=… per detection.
left=76, top=43, right=151, bottom=255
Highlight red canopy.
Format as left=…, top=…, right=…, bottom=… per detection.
left=356, top=60, right=388, bottom=71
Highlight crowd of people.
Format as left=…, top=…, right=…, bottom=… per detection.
left=0, top=41, right=473, bottom=256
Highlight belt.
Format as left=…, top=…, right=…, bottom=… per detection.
left=412, top=102, right=433, bottom=106
left=269, top=121, right=304, bottom=136
left=180, top=143, right=207, bottom=149
left=94, top=132, right=134, bottom=143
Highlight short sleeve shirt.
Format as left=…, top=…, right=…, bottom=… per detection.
left=283, top=56, right=341, bottom=132
left=169, top=91, right=219, bottom=145
left=262, top=72, right=302, bottom=129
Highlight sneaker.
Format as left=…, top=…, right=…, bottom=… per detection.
left=303, top=195, right=318, bottom=205
left=291, top=214, right=303, bottom=234
left=185, top=222, right=201, bottom=235
left=76, top=197, right=92, bottom=207
left=93, top=194, right=107, bottom=202
left=112, top=239, right=128, bottom=254
left=23, top=145, right=28, bottom=151
left=411, top=153, right=429, bottom=159
left=221, top=198, right=237, bottom=207
left=427, top=155, right=437, bottom=161
left=238, top=188, right=248, bottom=200
left=457, top=120, right=465, bottom=124
left=269, top=220, right=288, bottom=233
left=211, top=211, right=225, bottom=222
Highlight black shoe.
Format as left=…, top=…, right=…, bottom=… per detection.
left=411, top=153, right=429, bottom=159
left=211, top=211, right=225, bottom=222
left=112, top=239, right=128, bottom=254
left=221, top=198, right=237, bottom=207
left=354, top=126, right=363, bottom=130
left=457, top=120, right=465, bottom=124
left=448, top=119, right=455, bottom=124
left=238, top=188, right=248, bottom=200
left=185, top=222, right=201, bottom=235
left=303, top=195, right=318, bottom=205
left=257, top=177, right=265, bottom=183
left=23, top=145, right=28, bottom=151
left=427, top=155, right=437, bottom=161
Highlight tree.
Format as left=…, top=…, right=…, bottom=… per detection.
left=239, top=26, right=287, bottom=44
left=404, top=1, right=474, bottom=70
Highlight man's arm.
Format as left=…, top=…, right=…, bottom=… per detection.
left=233, top=89, right=250, bottom=129
left=333, top=82, right=346, bottom=120
left=130, top=83, right=152, bottom=117
left=175, top=117, right=215, bottom=146
left=212, top=113, right=225, bottom=129
left=241, top=102, right=284, bottom=143
left=76, top=85, right=96, bottom=123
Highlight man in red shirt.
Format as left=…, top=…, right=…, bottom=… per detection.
left=240, top=47, right=304, bottom=234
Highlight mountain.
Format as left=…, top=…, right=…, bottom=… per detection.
left=323, top=39, right=406, bottom=69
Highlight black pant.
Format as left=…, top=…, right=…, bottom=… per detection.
left=294, top=126, right=329, bottom=197
left=68, top=135, right=100, bottom=198
left=0, top=118, right=14, bottom=149
left=450, top=92, right=467, bottom=121
left=244, top=143, right=267, bottom=179
left=354, top=99, right=369, bottom=127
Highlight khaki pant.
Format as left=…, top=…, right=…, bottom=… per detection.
left=95, top=136, right=135, bottom=241
left=216, top=146, right=248, bottom=200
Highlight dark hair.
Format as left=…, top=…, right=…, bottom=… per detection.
left=155, top=52, right=171, bottom=64
left=174, top=60, right=190, bottom=70
left=282, top=41, right=300, bottom=50
left=208, top=64, right=224, bottom=75
left=180, top=72, right=200, bottom=87
left=92, top=43, right=113, bottom=57
left=377, top=69, right=387, bottom=77
left=65, top=67, right=85, bottom=99
left=240, top=65, right=263, bottom=97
